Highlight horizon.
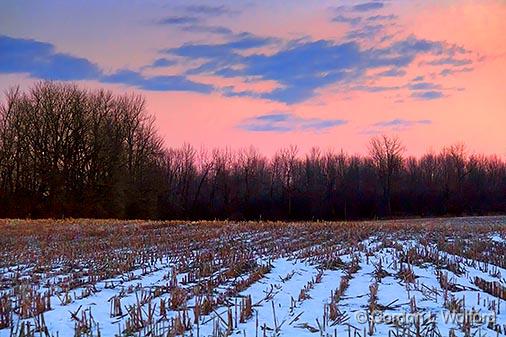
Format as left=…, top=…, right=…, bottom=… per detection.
left=1, top=3, right=506, bottom=334
left=1, top=0, right=505, bottom=157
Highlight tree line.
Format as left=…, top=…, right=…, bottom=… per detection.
left=1, top=82, right=505, bottom=219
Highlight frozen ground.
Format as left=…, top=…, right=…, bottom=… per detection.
left=0, top=217, right=505, bottom=337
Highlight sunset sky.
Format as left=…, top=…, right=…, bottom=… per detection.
left=1, top=0, right=505, bottom=156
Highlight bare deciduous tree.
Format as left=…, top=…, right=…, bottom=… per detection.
left=1, top=82, right=505, bottom=220
left=369, top=135, right=405, bottom=216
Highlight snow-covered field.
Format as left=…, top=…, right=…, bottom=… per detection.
left=0, top=217, right=505, bottom=337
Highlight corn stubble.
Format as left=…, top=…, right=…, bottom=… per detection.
left=0, top=218, right=504, bottom=336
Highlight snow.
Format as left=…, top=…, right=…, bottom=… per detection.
left=1, top=217, right=505, bottom=337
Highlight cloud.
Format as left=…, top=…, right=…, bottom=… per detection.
left=0, top=35, right=100, bottom=81
left=1, top=24, right=471, bottom=104
left=169, top=33, right=276, bottom=59
left=157, top=16, right=200, bottom=25
left=332, top=15, right=362, bottom=25
left=425, top=57, right=472, bottom=66
left=388, top=36, right=445, bottom=55
left=181, top=25, right=233, bottom=36
left=246, top=41, right=363, bottom=103
left=407, top=78, right=444, bottom=101
left=183, top=5, right=234, bottom=16
left=374, top=119, right=431, bottom=128
left=367, top=14, right=398, bottom=21
left=353, top=80, right=446, bottom=101
left=363, top=118, right=431, bottom=134
left=352, top=85, right=401, bottom=92
left=377, top=68, right=406, bottom=77
left=405, top=80, right=447, bottom=101
left=102, top=70, right=213, bottom=93
left=167, top=34, right=468, bottom=104
left=149, top=58, right=177, bottom=68
left=156, top=13, right=234, bottom=36
left=411, top=90, right=444, bottom=100
left=345, top=24, right=385, bottom=40
left=407, top=80, right=445, bottom=99
left=351, top=2, right=384, bottom=12
left=176, top=39, right=364, bottom=104
left=408, top=81, right=441, bottom=90
left=239, top=112, right=347, bottom=132
left=0, top=35, right=213, bottom=94
left=440, top=67, right=473, bottom=77
left=221, top=87, right=258, bottom=98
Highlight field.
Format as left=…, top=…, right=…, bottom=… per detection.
left=0, top=217, right=505, bottom=337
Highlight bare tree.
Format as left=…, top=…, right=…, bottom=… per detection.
left=369, top=135, right=405, bottom=216
left=275, top=145, right=298, bottom=217
left=1, top=81, right=505, bottom=220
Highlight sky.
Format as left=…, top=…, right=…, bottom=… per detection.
left=1, top=0, right=505, bottom=157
